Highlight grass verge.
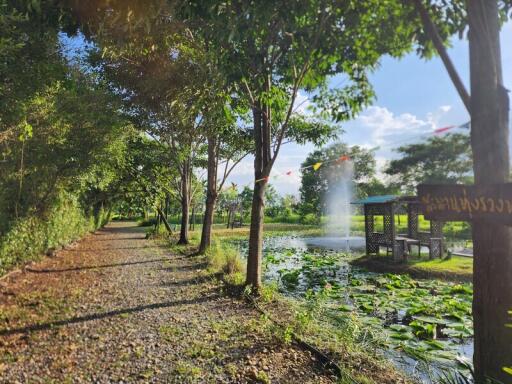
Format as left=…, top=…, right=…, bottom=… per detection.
left=352, top=255, right=472, bottom=282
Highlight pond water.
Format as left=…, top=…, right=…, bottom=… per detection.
left=231, top=235, right=474, bottom=383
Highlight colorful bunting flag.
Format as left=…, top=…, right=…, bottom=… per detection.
left=336, top=155, right=350, bottom=163
left=250, top=120, right=468, bottom=185
left=433, top=125, right=455, bottom=134
left=255, top=176, right=269, bottom=183
left=459, top=121, right=470, bottom=130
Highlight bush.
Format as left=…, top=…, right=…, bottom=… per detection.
left=300, top=213, right=320, bottom=225
left=207, top=240, right=245, bottom=277
left=0, top=193, right=109, bottom=276
left=264, top=212, right=301, bottom=224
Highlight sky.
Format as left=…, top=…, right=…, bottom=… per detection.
left=226, top=22, right=512, bottom=197
left=62, top=21, right=512, bottom=198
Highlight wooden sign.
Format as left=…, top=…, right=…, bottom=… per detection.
left=417, top=183, right=512, bottom=224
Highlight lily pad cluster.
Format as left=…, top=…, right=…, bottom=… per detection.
left=233, top=236, right=474, bottom=375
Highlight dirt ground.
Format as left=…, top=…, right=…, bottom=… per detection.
left=0, top=221, right=337, bottom=383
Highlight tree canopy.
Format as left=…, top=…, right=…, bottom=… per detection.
left=385, top=133, right=472, bottom=192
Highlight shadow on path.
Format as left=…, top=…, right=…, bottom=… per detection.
left=25, top=258, right=170, bottom=273
left=160, top=261, right=208, bottom=272
left=64, top=246, right=161, bottom=253
left=0, top=294, right=220, bottom=336
left=91, top=236, right=145, bottom=242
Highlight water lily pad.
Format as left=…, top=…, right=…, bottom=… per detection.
left=390, top=332, right=415, bottom=340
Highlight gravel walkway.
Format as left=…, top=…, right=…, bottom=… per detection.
left=0, top=222, right=336, bottom=383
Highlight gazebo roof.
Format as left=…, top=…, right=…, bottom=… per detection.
left=351, top=195, right=401, bottom=205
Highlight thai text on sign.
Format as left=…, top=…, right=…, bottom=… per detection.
left=417, top=184, right=512, bottom=224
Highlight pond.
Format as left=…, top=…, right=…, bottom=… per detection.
left=231, top=235, right=474, bottom=383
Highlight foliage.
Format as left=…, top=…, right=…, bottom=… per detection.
left=230, top=234, right=475, bottom=379
left=0, top=1, right=135, bottom=275
left=206, top=240, right=245, bottom=278
left=0, top=192, right=108, bottom=275
left=0, top=0, right=68, bottom=142
left=385, top=133, right=472, bottom=193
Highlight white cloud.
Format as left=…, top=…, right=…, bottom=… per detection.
left=356, top=106, right=435, bottom=147
left=350, top=104, right=454, bottom=150
left=293, top=91, right=313, bottom=115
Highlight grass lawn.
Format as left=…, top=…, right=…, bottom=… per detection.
left=353, top=254, right=473, bottom=282
left=210, top=223, right=324, bottom=239
left=410, top=256, right=473, bottom=275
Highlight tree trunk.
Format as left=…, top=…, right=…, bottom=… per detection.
left=199, top=194, right=216, bottom=253
left=156, top=206, right=173, bottom=234
left=226, top=207, right=232, bottom=229
left=468, top=1, right=512, bottom=382
left=246, top=178, right=266, bottom=289
left=189, top=205, right=195, bottom=231
left=199, top=136, right=219, bottom=253
left=246, top=94, right=271, bottom=290
left=178, top=164, right=190, bottom=245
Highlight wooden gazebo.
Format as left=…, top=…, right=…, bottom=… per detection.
left=352, top=195, right=443, bottom=262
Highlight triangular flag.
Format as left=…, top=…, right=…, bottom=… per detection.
left=313, top=162, right=322, bottom=171
left=433, top=125, right=455, bottom=134
left=255, top=176, right=269, bottom=183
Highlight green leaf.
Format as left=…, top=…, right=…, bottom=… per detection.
left=503, top=367, right=512, bottom=376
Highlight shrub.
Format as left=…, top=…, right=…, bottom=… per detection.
left=300, top=213, right=320, bottom=225
left=0, top=193, right=109, bottom=276
left=207, top=240, right=245, bottom=277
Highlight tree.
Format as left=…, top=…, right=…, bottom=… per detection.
left=403, top=1, right=512, bottom=380
left=0, top=0, right=67, bottom=146
left=262, top=185, right=280, bottom=218
left=0, top=0, right=135, bottom=244
left=0, top=67, right=131, bottom=225
left=184, top=0, right=415, bottom=290
left=299, top=142, right=378, bottom=217
left=466, top=2, right=511, bottom=381
left=385, top=133, right=472, bottom=193
left=198, top=100, right=252, bottom=253
left=89, top=21, right=214, bottom=244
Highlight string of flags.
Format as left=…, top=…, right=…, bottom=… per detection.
left=246, top=121, right=470, bottom=186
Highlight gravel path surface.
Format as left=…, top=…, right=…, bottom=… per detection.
left=0, top=222, right=336, bottom=383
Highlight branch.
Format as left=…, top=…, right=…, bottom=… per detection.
left=411, top=0, right=471, bottom=113
left=218, top=151, right=250, bottom=192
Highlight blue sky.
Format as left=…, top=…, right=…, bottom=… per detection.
left=228, top=21, right=512, bottom=196
left=62, top=22, right=512, bottom=197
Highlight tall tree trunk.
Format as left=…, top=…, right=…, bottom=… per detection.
left=246, top=93, right=271, bottom=290
left=199, top=136, right=219, bottom=253
left=178, top=163, right=190, bottom=245
left=225, top=208, right=230, bottom=229
left=246, top=177, right=266, bottom=289
left=468, top=1, right=512, bottom=382
left=199, top=195, right=216, bottom=253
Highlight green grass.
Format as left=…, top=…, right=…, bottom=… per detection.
left=210, top=223, right=323, bottom=240
left=411, top=256, right=473, bottom=275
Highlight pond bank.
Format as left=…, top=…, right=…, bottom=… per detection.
left=352, top=255, right=473, bottom=282
left=225, top=234, right=474, bottom=383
